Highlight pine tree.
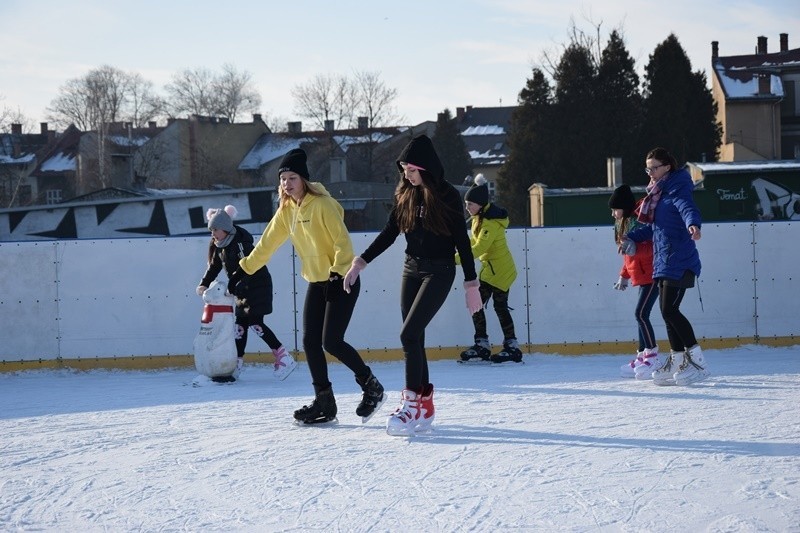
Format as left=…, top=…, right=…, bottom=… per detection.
left=640, top=34, right=721, bottom=165
left=496, top=68, right=553, bottom=225
left=549, top=42, right=602, bottom=188
left=431, top=108, right=473, bottom=185
left=596, top=30, right=643, bottom=185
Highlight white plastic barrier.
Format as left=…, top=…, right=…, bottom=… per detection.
left=1, top=222, right=797, bottom=362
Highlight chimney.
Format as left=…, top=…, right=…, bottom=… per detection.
left=711, top=41, right=719, bottom=60
left=324, top=119, right=334, bottom=132
left=757, top=35, right=767, bottom=55
left=11, top=123, right=22, bottom=135
left=40, top=122, right=48, bottom=135
left=437, top=112, right=447, bottom=123
left=758, top=73, right=771, bottom=95
left=456, top=107, right=465, bottom=119
left=287, top=121, right=302, bottom=134
left=780, top=33, right=788, bottom=52
left=252, top=113, right=262, bottom=123
left=357, top=116, right=368, bottom=131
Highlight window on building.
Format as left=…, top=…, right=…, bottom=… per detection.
left=46, top=189, right=62, bottom=205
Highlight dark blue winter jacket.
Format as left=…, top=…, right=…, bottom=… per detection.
left=627, top=167, right=702, bottom=280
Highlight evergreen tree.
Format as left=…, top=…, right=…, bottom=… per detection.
left=497, top=68, right=553, bottom=225
left=431, top=108, right=473, bottom=185
left=549, top=42, right=603, bottom=187
left=596, top=30, right=643, bottom=185
left=640, top=34, right=721, bottom=165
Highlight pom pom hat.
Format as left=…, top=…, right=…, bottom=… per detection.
left=464, top=174, right=489, bottom=206
left=207, top=205, right=238, bottom=232
left=278, top=148, right=310, bottom=180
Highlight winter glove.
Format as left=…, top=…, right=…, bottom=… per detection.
left=343, top=256, right=367, bottom=294
left=227, top=269, right=245, bottom=296
left=326, top=272, right=344, bottom=302
left=464, top=279, right=482, bottom=315
left=196, top=285, right=207, bottom=296
left=619, top=239, right=637, bottom=256
left=613, top=276, right=629, bottom=291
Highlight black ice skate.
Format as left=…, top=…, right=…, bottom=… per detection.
left=294, top=385, right=338, bottom=425
left=355, top=370, right=386, bottom=423
left=459, top=338, right=491, bottom=362
left=490, top=339, right=524, bottom=364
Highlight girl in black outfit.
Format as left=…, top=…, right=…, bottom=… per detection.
left=197, top=205, right=296, bottom=381
left=344, top=134, right=482, bottom=436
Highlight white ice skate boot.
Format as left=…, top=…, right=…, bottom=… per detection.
left=386, top=389, right=421, bottom=436
left=653, top=351, right=684, bottom=386
left=635, top=347, right=664, bottom=380
left=272, top=346, right=297, bottom=381
left=674, top=345, right=710, bottom=385
left=621, top=351, right=644, bottom=378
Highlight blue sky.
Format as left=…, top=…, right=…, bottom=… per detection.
left=1, top=0, right=797, bottom=128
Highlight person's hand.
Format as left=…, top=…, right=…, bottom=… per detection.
left=227, top=269, right=244, bottom=295
left=326, top=272, right=344, bottom=302
left=464, top=279, right=482, bottom=314
left=343, top=256, right=367, bottom=294
left=619, top=239, right=636, bottom=256
left=613, top=277, right=629, bottom=291
left=688, top=225, right=702, bottom=241
left=196, top=285, right=207, bottom=296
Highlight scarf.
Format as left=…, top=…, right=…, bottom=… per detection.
left=637, top=177, right=664, bottom=224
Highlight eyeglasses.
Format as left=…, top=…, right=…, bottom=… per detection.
left=645, top=164, right=665, bottom=175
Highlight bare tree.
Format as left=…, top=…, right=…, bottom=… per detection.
left=164, top=67, right=218, bottom=118
left=127, top=73, right=166, bottom=127
left=165, top=64, right=262, bottom=123
left=214, top=63, right=262, bottom=123
left=353, top=70, right=402, bottom=127
left=0, top=97, right=33, bottom=133
left=291, top=73, right=358, bottom=130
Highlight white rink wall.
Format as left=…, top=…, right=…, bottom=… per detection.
left=1, top=222, right=798, bottom=363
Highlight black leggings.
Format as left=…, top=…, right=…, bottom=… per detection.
left=235, top=316, right=281, bottom=358
left=400, top=256, right=456, bottom=391
left=471, top=281, right=516, bottom=342
left=303, top=277, right=370, bottom=390
left=658, top=281, right=698, bottom=352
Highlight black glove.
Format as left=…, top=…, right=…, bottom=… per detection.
left=227, top=269, right=245, bottom=296
left=325, top=272, right=344, bottom=302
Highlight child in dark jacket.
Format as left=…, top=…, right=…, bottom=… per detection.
left=609, top=185, right=660, bottom=379
left=197, top=205, right=296, bottom=381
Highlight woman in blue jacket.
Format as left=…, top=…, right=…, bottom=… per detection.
left=625, top=148, right=709, bottom=386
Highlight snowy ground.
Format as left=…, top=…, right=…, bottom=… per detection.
left=2, top=345, right=799, bottom=532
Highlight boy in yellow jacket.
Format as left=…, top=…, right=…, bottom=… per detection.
left=458, top=175, right=521, bottom=363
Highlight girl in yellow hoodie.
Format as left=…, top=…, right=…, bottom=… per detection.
left=235, top=148, right=385, bottom=425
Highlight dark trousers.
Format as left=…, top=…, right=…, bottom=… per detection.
left=303, top=277, right=369, bottom=391
left=658, top=278, right=698, bottom=352
left=471, top=281, right=516, bottom=342
left=235, top=316, right=281, bottom=358
left=635, top=283, right=659, bottom=351
left=400, top=256, right=455, bottom=391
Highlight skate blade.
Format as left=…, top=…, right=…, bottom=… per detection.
left=360, top=394, right=387, bottom=424
left=273, top=360, right=298, bottom=381
left=293, top=417, right=339, bottom=427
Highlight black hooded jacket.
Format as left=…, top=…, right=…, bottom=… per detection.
left=199, top=225, right=273, bottom=319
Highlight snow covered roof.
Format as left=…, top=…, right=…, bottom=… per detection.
left=39, top=152, right=75, bottom=172
left=0, top=153, right=36, bottom=164
left=238, top=135, right=310, bottom=170
left=690, top=160, right=800, bottom=173
left=714, top=46, right=800, bottom=100
left=462, top=125, right=505, bottom=136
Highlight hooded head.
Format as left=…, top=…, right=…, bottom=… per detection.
left=207, top=205, right=237, bottom=233
left=608, top=184, right=635, bottom=215
left=278, top=148, right=310, bottom=179
left=396, top=134, right=444, bottom=182
left=465, top=174, right=489, bottom=207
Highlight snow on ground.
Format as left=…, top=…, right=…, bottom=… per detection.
left=1, top=345, right=799, bottom=532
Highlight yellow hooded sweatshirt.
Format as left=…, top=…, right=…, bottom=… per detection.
left=239, top=183, right=355, bottom=283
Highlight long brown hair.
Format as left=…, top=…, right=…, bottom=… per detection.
left=278, top=175, right=323, bottom=208
left=394, top=169, right=457, bottom=235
